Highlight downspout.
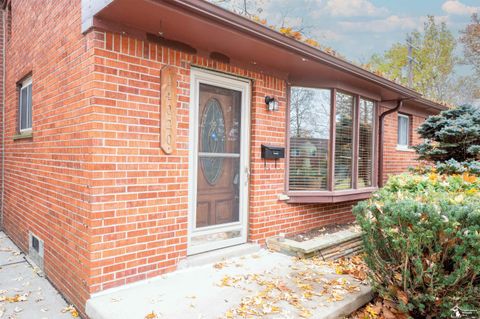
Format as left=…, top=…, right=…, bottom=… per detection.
left=378, top=99, right=405, bottom=187
left=1, top=6, right=5, bottom=229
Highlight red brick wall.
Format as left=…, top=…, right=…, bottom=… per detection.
left=0, top=9, right=4, bottom=218
left=87, top=31, right=357, bottom=296
left=0, top=0, right=99, bottom=313
left=0, top=3, right=433, bottom=315
left=381, top=108, right=426, bottom=183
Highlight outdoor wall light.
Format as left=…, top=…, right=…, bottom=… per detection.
left=265, top=96, right=279, bottom=111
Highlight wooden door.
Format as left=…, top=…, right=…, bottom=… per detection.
left=196, top=83, right=241, bottom=228
left=188, top=69, right=250, bottom=255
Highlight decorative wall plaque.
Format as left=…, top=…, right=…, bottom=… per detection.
left=160, top=66, right=178, bottom=154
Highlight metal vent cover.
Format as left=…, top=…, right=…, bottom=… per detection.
left=28, top=232, right=44, bottom=270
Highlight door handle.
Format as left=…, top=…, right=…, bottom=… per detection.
left=245, top=166, right=250, bottom=185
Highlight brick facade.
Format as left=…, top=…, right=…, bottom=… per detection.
left=1, top=0, right=98, bottom=311
left=0, top=1, right=435, bottom=316
left=87, top=31, right=358, bottom=296
left=0, top=9, right=4, bottom=219
left=381, top=109, right=425, bottom=183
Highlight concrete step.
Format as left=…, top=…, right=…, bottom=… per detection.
left=177, top=243, right=261, bottom=269
left=267, top=229, right=363, bottom=259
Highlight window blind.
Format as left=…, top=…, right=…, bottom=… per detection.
left=398, top=115, right=409, bottom=146
left=289, top=87, right=331, bottom=190
left=358, top=99, right=374, bottom=188
left=334, top=92, right=354, bottom=190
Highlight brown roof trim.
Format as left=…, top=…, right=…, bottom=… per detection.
left=159, top=0, right=425, bottom=99
left=413, top=97, right=448, bottom=111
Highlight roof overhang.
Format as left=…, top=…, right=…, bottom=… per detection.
left=84, top=0, right=447, bottom=114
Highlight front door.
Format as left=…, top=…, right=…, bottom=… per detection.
left=188, top=69, right=250, bottom=255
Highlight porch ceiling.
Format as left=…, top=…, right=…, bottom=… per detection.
left=91, top=0, right=446, bottom=114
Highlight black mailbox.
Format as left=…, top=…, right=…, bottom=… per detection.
left=261, top=145, right=285, bottom=159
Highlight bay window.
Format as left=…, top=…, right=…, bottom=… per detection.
left=288, top=87, right=376, bottom=202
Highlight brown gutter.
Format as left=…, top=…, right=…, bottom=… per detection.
left=414, top=96, right=448, bottom=111
left=377, top=99, right=408, bottom=187
left=151, top=0, right=424, bottom=100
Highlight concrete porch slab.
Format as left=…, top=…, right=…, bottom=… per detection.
left=86, top=249, right=372, bottom=319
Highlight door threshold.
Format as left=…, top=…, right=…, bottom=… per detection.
left=178, top=243, right=261, bottom=269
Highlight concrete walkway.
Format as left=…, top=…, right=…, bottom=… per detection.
left=0, top=231, right=73, bottom=319
left=87, top=249, right=372, bottom=319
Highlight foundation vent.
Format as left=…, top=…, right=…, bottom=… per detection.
left=28, top=232, right=44, bottom=271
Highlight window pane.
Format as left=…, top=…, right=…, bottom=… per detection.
left=26, top=84, right=32, bottom=129
left=289, top=87, right=331, bottom=191
left=358, top=99, right=374, bottom=188
left=398, top=115, right=409, bottom=146
left=334, top=92, right=354, bottom=190
left=20, top=86, right=28, bottom=130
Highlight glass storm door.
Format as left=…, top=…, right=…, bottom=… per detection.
left=188, top=69, right=250, bottom=255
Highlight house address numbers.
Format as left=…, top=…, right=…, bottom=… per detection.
left=160, top=66, right=178, bottom=154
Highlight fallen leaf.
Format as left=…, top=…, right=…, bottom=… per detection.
left=397, top=290, right=409, bottom=304
left=213, top=262, right=225, bottom=269
left=145, top=311, right=158, bottom=319
left=62, top=305, right=79, bottom=317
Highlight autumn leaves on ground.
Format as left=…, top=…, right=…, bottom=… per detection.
left=219, top=255, right=368, bottom=318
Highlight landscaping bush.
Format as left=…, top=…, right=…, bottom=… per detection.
left=412, top=159, right=480, bottom=176
left=354, top=173, right=480, bottom=318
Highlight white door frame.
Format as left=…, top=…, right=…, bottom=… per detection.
left=187, top=68, right=251, bottom=255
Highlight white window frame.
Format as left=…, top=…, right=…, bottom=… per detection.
left=397, top=113, right=410, bottom=150
left=19, top=76, right=33, bottom=133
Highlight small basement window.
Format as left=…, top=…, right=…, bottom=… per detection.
left=397, top=114, right=410, bottom=149
left=287, top=87, right=377, bottom=203
left=19, top=76, right=33, bottom=133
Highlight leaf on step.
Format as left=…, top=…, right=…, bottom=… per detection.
left=144, top=311, right=158, bottom=319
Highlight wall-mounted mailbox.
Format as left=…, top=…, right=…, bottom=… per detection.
left=261, top=145, right=285, bottom=160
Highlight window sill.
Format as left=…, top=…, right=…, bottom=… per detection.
left=396, top=145, right=414, bottom=152
left=286, top=187, right=377, bottom=204
left=13, top=132, right=33, bottom=140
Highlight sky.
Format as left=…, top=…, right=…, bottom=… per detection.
left=215, top=0, right=479, bottom=67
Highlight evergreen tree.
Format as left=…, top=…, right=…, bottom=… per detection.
left=414, top=104, right=480, bottom=162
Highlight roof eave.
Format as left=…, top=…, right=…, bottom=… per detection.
left=91, top=0, right=447, bottom=112
left=162, top=0, right=423, bottom=99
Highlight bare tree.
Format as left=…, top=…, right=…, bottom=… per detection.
left=290, top=88, right=330, bottom=138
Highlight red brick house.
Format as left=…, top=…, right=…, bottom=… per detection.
left=0, top=0, right=445, bottom=315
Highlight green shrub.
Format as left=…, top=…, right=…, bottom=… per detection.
left=413, top=159, right=480, bottom=176
left=354, top=173, right=480, bottom=318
